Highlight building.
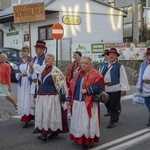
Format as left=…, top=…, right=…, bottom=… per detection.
left=0, top=0, right=11, bottom=11
left=0, top=0, right=11, bottom=46
left=115, top=0, right=150, bottom=43
left=0, top=0, right=127, bottom=61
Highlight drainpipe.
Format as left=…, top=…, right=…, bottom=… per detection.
left=0, top=30, right=3, bottom=47
left=132, top=0, right=139, bottom=42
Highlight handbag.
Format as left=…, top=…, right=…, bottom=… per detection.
left=94, top=91, right=109, bottom=103
left=132, top=93, right=145, bottom=105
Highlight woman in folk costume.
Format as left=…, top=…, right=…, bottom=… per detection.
left=35, top=54, right=69, bottom=142
left=66, top=51, right=82, bottom=88
left=15, top=46, right=34, bottom=128
left=68, top=56, right=105, bottom=149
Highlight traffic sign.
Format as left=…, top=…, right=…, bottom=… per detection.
left=52, top=23, right=64, bottom=40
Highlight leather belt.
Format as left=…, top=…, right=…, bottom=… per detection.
left=105, top=82, right=118, bottom=86
left=32, top=79, right=38, bottom=83
left=143, top=79, right=150, bottom=84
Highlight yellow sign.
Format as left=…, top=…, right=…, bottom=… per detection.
left=13, top=2, right=45, bottom=24
left=62, top=15, right=81, bottom=25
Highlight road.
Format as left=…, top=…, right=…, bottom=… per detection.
left=0, top=83, right=150, bottom=150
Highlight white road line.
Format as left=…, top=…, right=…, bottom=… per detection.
left=11, top=115, right=21, bottom=119
left=90, top=128, right=150, bottom=150
left=107, top=132, right=150, bottom=150
left=121, top=95, right=133, bottom=101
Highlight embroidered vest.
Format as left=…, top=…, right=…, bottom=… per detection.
left=110, top=61, right=121, bottom=84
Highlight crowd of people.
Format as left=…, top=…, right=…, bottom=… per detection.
left=1, top=40, right=150, bottom=149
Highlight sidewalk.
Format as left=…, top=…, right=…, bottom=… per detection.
left=127, top=85, right=138, bottom=95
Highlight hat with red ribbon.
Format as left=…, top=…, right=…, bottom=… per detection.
left=108, top=48, right=120, bottom=57
left=33, top=40, right=47, bottom=48
left=102, top=49, right=109, bottom=57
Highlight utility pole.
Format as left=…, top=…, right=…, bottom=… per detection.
left=132, top=0, right=139, bottom=42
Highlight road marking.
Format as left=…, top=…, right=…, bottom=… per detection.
left=90, top=128, right=150, bottom=150
left=107, top=132, right=150, bottom=150
left=121, top=95, right=132, bottom=101
left=11, top=115, right=21, bottom=119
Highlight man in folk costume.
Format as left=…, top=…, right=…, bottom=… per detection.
left=103, top=48, right=129, bottom=128
left=66, top=51, right=82, bottom=88
left=68, top=56, right=105, bottom=149
left=28, top=40, right=46, bottom=133
left=99, top=49, right=110, bottom=117
left=137, top=48, right=150, bottom=126
left=35, top=54, right=69, bottom=142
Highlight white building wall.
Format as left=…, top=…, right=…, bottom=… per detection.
left=30, top=13, right=59, bottom=57
left=59, top=12, right=123, bottom=43
left=3, top=22, right=23, bottom=49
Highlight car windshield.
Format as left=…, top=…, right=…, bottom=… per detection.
left=2, top=49, right=21, bottom=61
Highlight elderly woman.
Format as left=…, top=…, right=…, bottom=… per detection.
left=68, top=56, right=104, bottom=149
left=0, top=53, right=18, bottom=110
left=15, top=46, right=34, bottom=128
left=35, top=54, right=69, bottom=142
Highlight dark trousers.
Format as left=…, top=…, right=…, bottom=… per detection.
left=144, top=97, right=150, bottom=112
left=106, top=91, right=121, bottom=123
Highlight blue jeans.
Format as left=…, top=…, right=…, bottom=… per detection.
left=144, top=97, right=150, bottom=112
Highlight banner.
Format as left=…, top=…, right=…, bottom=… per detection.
left=105, top=42, right=146, bottom=60
left=71, top=42, right=105, bottom=62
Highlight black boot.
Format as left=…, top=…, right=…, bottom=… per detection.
left=32, top=127, right=39, bottom=134
left=107, top=122, right=115, bottom=128
left=37, top=134, right=47, bottom=142
left=48, top=133, right=58, bottom=139
left=114, top=111, right=120, bottom=123
left=82, top=143, right=92, bottom=149
left=23, top=123, right=31, bottom=128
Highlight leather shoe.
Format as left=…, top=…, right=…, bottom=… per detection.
left=107, top=122, right=115, bottom=128
left=23, top=123, right=31, bottom=128
left=82, top=143, right=92, bottom=150
left=32, top=127, right=39, bottom=134
left=48, top=133, right=58, bottom=139
left=37, top=134, right=47, bottom=142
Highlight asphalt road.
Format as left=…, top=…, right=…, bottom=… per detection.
left=0, top=83, right=150, bottom=150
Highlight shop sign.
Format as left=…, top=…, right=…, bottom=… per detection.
left=91, top=43, right=105, bottom=53
left=13, top=2, right=45, bottom=23
left=6, top=23, right=19, bottom=36
left=62, top=15, right=81, bottom=25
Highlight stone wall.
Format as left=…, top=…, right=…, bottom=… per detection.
left=58, top=60, right=143, bottom=85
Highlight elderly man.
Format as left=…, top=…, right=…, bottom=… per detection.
left=103, top=48, right=129, bottom=128
left=28, top=40, right=47, bottom=132
left=137, top=48, right=150, bottom=126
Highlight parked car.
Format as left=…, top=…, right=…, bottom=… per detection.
left=0, top=47, right=21, bottom=81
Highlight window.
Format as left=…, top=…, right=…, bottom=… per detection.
left=38, top=25, right=53, bottom=40
left=148, top=0, right=150, bottom=7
